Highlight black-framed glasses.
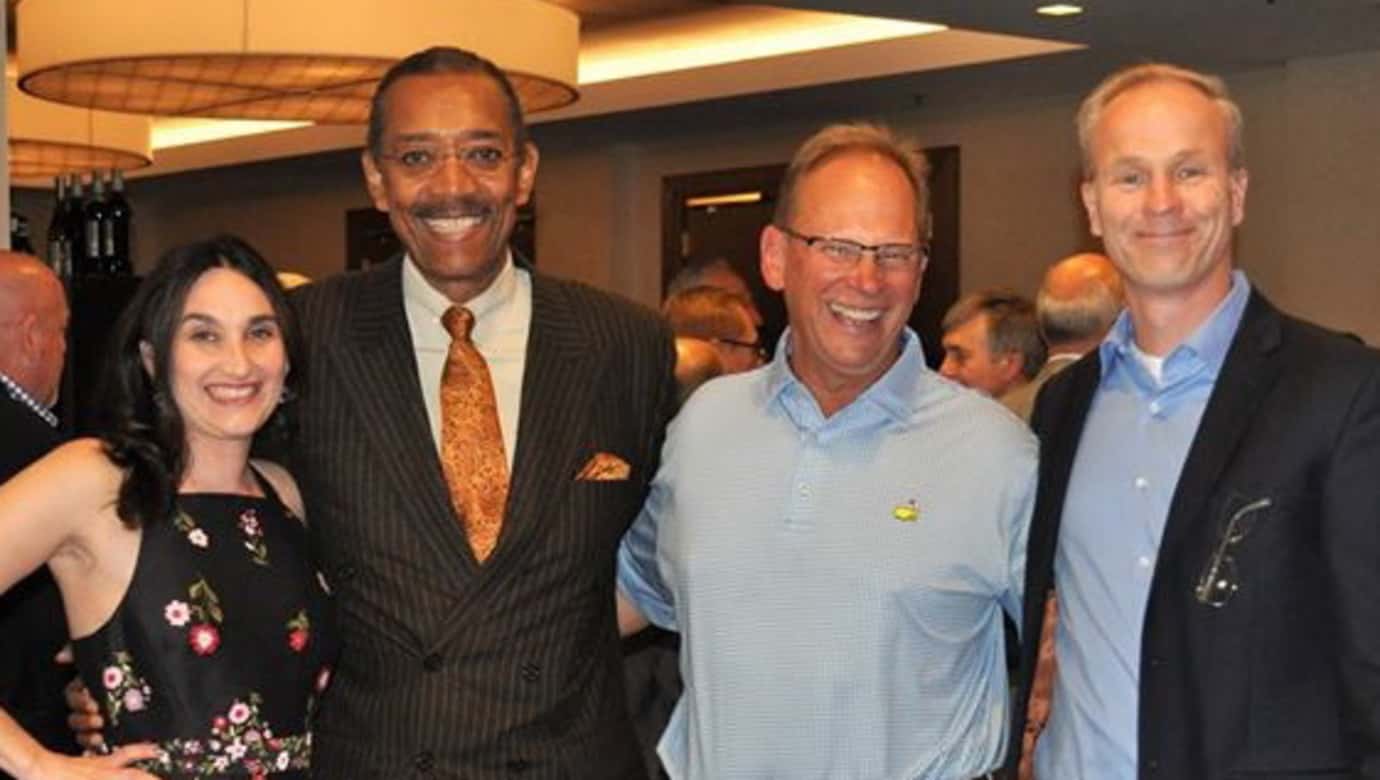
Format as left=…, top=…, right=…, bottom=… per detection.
left=775, top=224, right=928, bottom=271
left=1194, top=496, right=1273, bottom=608
left=713, top=337, right=767, bottom=364
left=375, top=141, right=517, bottom=177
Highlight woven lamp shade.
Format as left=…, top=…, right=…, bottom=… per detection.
left=18, top=0, right=580, bottom=123
left=7, top=76, right=152, bottom=182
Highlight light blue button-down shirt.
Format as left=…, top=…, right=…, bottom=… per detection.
left=1035, top=271, right=1251, bottom=779
left=618, top=329, right=1037, bottom=780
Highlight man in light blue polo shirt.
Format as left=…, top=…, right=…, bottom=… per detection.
left=617, top=123, right=1037, bottom=780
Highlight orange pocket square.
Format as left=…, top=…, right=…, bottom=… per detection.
left=575, top=452, right=631, bottom=481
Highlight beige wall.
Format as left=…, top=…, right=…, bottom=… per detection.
left=14, top=48, right=1378, bottom=343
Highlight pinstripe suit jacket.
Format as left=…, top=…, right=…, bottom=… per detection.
left=290, top=258, right=676, bottom=779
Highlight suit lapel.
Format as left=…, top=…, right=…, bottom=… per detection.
left=493, top=273, right=606, bottom=565
left=328, top=261, right=478, bottom=583
left=1154, top=292, right=1284, bottom=567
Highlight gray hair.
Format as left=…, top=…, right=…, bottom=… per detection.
left=1076, top=62, right=1245, bottom=178
left=942, top=290, right=1046, bottom=381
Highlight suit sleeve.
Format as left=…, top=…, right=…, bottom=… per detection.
left=1321, top=360, right=1380, bottom=778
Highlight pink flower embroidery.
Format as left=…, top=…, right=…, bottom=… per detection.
left=188, top=528, right=210, bottom=548
left=189, top=624, right=221, bottom=656
left=123, top=688, right=146, bottom=712
left=164, top=600, right=191, bottom=627
left=228, top=700, right=252, bottom=725
left=212, top=716, right=228, bottom=733
left=102, top=666, right=124, bottom=690
left=288, top=629, right=309, bottom=653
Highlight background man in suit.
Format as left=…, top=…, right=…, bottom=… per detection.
left=1013, top=62, right=1380, bottom=779
left=1001, top=252, right=1121, bottom=421
left=939, top=290, right=1046, bottom=400
left=619, top=123, right=1035, bottom=778
left=0, top=252, right=72, bottom=776
left=288, top=48, right=674, bottom=778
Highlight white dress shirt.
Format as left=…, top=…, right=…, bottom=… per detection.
left=401, top=253, right=531, bottom=468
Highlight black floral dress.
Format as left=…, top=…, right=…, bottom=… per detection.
left=74, top=473, right=336, bottom=778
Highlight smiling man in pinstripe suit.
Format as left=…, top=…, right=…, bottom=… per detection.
left=289, top=47, right=675, bottom=778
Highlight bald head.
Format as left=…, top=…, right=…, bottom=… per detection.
left=0, top=252, right=69, bottom=405
left=1036, top=252, right=1123, bottom=354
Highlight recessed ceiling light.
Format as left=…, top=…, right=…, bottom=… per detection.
left=1037, top=4, right=1084, bottom=16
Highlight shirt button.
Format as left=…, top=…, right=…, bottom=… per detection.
left=506, top=758, right=530, bottom=773
left=798, top=483, right=810, bottom=498
left=1149, top=401, right=1162, bottom=414
left=520, top=662, right=541, bottom=683
left=1134, top=476, right=1149, bottom=490
left=1137, top=555, right=1152, bottom=569
left=423, top=653, right=443, bottom=672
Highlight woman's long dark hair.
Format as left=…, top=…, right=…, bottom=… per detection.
left=99, top=235, right=303, bottom=528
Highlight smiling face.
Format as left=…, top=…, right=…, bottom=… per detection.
left=160, top=268, right=289, bottom=451
left=760, top=150, right=923, bottom=414
left=362, top=71, right=538, bottom=304
left=1081, top=79, right=1247, bottom=315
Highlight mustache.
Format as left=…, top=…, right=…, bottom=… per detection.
left=410, top=196, right=495, bottom=220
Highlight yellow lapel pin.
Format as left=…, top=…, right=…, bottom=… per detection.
left=893, top=500, right=920, bottom=522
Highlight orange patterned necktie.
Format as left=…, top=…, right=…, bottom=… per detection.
left=439, top=306, right=509, bottom=562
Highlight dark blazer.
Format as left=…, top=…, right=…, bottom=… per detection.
left=1013, top=291, right=1380, bottom=780
left=0, top=392, right=73, bottom=772
left=290, top=259, right=676, bottom=779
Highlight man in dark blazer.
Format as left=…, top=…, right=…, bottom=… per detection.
left=0, top=252, right=73, bottom=776
left=1012, top=63, right=1380, bottom=779
left=288, top=48, right=675, bottom=778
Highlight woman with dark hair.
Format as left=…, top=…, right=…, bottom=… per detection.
left=0, top=236, right=334, bottom=779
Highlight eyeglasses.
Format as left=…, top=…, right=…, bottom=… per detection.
left=1193, top=496, right=1272, bottom=608
left=374, top=142, right=517, bottom=178
left=713, top=336, right=767, bottom=363
left=775, top=224, right=928, bottom=271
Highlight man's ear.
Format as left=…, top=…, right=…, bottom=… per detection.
left=999, top=352, right=1025, bottom=385
left=760, top=225, right=787, bottom=293
left=1080, top=179, right=1103, bottom=238
left=515, top=141, right=540, bottom=207
left=361, top=151, right=390, bottom=213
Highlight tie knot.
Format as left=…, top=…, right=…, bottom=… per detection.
left=442, top=306, right=476, bottom=342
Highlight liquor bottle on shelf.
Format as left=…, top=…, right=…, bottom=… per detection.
left=84, top=173, right=109, bottom=275
left=63, top=173, right=88, bottom=275
left=104, top=169, right=133, bottom=275
left=46, top=176, right=72, bottom=281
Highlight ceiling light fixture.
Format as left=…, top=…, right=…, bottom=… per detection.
left=17, top=0, right=580, bottom=124
left=1036, top=4, right=1085, bottom=17
left=7, top=75, right=152, bottom=183
left=580, top=9, right=945, bottom=85
left=685, top=192, right=763, bottom=208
